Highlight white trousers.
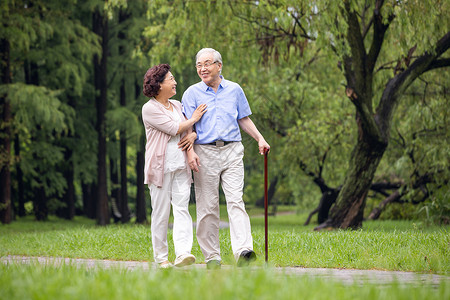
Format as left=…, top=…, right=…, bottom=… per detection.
left=193, top=142, right=253, bottom=262
left=149, top=169, right=193, bottom=263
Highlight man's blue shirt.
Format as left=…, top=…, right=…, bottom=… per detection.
left=182, top=76, right=252, bottom=144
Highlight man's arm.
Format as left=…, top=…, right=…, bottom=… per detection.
left=238, top=116, right=270, bottom=155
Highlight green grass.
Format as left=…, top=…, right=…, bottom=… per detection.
left=1, top=264, right=448, bottom=300
left=1, top=208, right=449, bottom=300
left=0, top=206, right=449, bottom=274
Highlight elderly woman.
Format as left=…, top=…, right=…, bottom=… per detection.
left=142, top=64, right=207, bottom=268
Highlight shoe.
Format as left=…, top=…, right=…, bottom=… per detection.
left=237, top=250, right=256, bottom=267
left=158, top=261, right=173, bottom=269
left=206, top=259, right=221, bottom=270
left=174, top=254, right=196, bottom=267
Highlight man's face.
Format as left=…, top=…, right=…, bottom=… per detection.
left=196, top=53, right=222, bottom=86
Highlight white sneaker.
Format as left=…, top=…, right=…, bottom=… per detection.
left=174, top=254, right=196, bottom=267
left=158, top=261, right=173, bottom=269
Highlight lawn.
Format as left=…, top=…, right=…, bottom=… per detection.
left=1, top=205, right=448, bottom=274
left=1, top=263, right=448, bottom=300
left=1, top=206, right=449, bottom=300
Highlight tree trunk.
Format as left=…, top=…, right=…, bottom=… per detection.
left=304, top=187, right=339, bottom=225
left=110, top=157, right=121, bottom=223
left=82, top=183, right=96, bottom=219
left=14, top=135, right=25, bottom=217
left=316, top=138, right=386, bottom=230
left=0, top=37, right=12, bottom=224
left=34, top=187, right=48, bottom=221
left=120, top=128, right=130, bottom=222
left=317, top=188, right=339, bottom=224
left=57, top=94, right=77, bottom=220
left=57, top=148, right=75, bottom=220
left=135, top=132, right=147, bottom=224
left=119, top=8, right=131, bottom=223
left=26, top=59, right=51, bottom=221
left=93, top=9, right=110, bottom=225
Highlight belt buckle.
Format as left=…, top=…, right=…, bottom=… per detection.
left=216, top=140, right=225, bottom=147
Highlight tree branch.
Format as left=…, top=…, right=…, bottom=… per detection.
left=425, top=58, right=450, bottom=72
left=376, top=31, right=450, bottom=137
left=367, top=1, right=394, bottom=74
left=343, top=1, right=366, bottom=83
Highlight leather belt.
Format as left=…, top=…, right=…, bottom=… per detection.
left=206, top=140, right=233, bottom=147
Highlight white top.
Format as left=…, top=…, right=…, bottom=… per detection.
left=164, top=108, right=186, bottom=173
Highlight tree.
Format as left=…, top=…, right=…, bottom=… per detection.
left=366, top=67, right=449, bottom=223
left=0, top=35, right=12, bottom=224
left=93, top=7, right=110, bottom=225
left=315, top=1, right=449, bottom=229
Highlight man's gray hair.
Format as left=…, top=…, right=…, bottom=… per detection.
left=196, top=48, right=223, bottom=65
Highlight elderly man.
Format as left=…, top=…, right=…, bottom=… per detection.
left=182, top=48, right=270, bottom=269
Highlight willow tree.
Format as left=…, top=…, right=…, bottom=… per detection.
left=314, top=1, right=449, bottom=229
left=224, top=0, right=449, bottom=229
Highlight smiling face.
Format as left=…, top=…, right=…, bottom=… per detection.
left=158, top=71, right=177, bottom=99
left=196, top=52, right=222, bottom=88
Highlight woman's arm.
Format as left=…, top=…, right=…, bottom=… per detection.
left=175, top=104, right=207, bottom=135
left=143, top=102, right=206, bottom=137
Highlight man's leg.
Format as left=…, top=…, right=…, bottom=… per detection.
left=220, top=142, right=254, bottom=262
left=193, top=145, right=222, bottom=263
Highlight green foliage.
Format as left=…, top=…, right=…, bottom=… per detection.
left=4, top=83, right=69, bottom=135
left=1, top=83, right=74, bottom=197
left=418, top=189, right=450, bottom=226
left=1, top=0, right=448, bottom=223
left=138, top=0, right=449, bottom=222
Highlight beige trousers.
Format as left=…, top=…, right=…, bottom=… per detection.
left=193, top=142, right=253, bottom=262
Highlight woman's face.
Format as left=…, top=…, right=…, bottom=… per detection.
left=159, top=71, right=177, bottom=98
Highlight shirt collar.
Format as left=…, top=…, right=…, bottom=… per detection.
left=200, top=75, right=227, bottom=91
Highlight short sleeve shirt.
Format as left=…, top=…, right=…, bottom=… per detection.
left=181, top=76, right=252, bottom=144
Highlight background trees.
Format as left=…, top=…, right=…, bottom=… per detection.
left=1, top=0, right=448, bottom=227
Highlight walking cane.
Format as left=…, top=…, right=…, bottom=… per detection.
left=264, top=149, right=269, bottom=263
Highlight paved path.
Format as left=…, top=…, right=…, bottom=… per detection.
left=2, top=255, right=448, bottom=286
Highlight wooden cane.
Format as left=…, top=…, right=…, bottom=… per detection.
left=264, top=149, right=269, bottom=263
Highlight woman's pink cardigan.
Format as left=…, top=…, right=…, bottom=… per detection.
left=142, top=98, right=192, bottom=188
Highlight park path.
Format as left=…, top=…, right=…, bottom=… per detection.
left=2, top=255, right=448, bottom=287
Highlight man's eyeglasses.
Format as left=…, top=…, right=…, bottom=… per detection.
left=196, top=61, right=218, bottom=69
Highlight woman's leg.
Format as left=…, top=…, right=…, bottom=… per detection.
left=170, top=169, right=194, bottom=257
left=149, top=174, right=172, bottom=264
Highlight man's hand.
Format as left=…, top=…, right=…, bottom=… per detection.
left=187, top=149, right=201, bottom=172
left=258, top=138, right=270, bottom=155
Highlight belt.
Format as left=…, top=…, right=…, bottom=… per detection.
left=206, top=140, right=234, bottom=147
